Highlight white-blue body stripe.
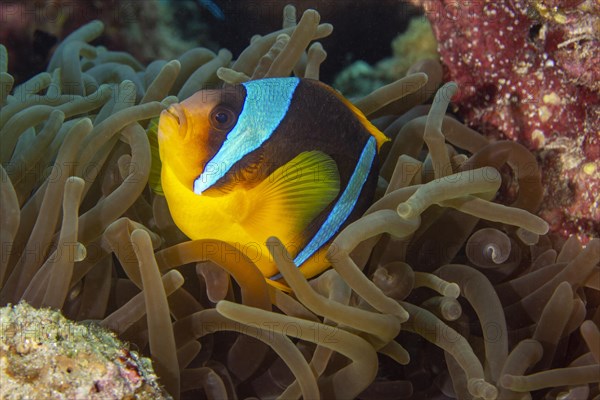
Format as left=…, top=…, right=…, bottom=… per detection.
left=193, top=77, right=300, bottom=194
left=270, top=136, right=377, bottom=280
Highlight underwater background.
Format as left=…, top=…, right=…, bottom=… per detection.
left=1, top=0, right=599, bottom=399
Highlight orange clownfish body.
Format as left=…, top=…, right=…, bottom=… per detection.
left=156, top=77, right=389, bottom=285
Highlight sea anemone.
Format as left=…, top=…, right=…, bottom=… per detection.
left=1, top=4, right=598, bottom=399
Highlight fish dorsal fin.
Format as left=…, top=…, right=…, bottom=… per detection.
left=325, top=84, right=390, bottom=150
left=242, top=150, right=340, bottom=245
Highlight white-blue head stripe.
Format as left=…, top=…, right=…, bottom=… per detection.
left=267, top=136, right=376, bottom=280
left=193, top=77, right=300, bottom=194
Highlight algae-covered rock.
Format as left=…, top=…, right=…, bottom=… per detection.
left=0, top=302, right=171, bottom=400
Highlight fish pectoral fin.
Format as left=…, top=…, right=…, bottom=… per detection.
left=243, top=150, right=340, bottom=241
left=147, top=117, right=164, bottom=195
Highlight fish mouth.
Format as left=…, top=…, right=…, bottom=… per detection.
left=160, top=103, right=187, bottom=139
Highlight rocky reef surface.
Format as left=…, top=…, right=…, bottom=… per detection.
left=0, top=303, right=169, bottom=399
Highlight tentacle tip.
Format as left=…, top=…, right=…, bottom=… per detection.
left=445, top=81, right=458, bottom=91
left=302, top=9, right=321, bottom=23
left=66, top=175, right=85, bottom=186
left=119, top=79, right=135, bottom=89
left=167, top=269, right=185, bottom=287
left=160, top=96, right=178, bottom=108
left=90, top=20, right=105, bottom=30
left=49, top=109, right=66, bottom=118
left=96, top=83, right=113, bottom=94
left=130, top=228, right=149, bottom=242
left=167, top=59, right=181, bottom=70
left=309, top=41, right=324, bottom=51
left=396, top=307, right=410, bottom=323
left=218, top=48, right=233, bottom=60
left=483, top=165, right=502, bottom=180
left=469, top=378, right=499, bottom=400
left=411, top=71, right=429, bottom=83
left=215, top=299, right=235, bottom=316
left=73, top=243, right=87, bottom=262
left=320, top=23, right=334, bottom=34
left=266, top=236, right=282, bottom=247
left=482, top=385, right=499, bottom=400
left=445, top=282, right=460, bottom=299
left=396, top=203, right=413, bottom=219
left=498, top=374, right=514, bottom=389
left=78, top=117, right=94, bottom=131
left=580, top=319, right=595, bottom=330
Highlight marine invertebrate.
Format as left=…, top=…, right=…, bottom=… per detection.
left=0, top=0, right=205, bottom=85
left=1, top=4, right=599, bottom=400
left=407, top=0, right=600, bottom=241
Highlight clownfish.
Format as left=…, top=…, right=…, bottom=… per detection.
left=155, top=77, right=389, bottom=286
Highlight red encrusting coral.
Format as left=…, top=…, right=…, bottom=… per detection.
left=408, top=0, right=600, bottom=241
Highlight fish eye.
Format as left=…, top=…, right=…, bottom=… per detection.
left=210, top=106, right=236, bottom=131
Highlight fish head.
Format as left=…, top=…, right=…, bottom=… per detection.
left=157, top=85, right=245, bottom=190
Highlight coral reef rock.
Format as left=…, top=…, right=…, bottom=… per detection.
left=409, top=0, right=600, bottom=241
left=0, top=303, right=169, bottom=399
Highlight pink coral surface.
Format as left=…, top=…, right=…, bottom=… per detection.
left=409, top=0, right=600, bottom=240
